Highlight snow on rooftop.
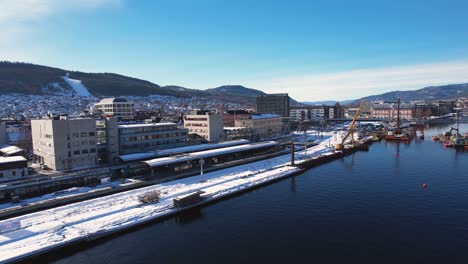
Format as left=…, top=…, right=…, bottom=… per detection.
left=119, top=139, right=249, bottom=162
left=143, top=141, right=278, bottom=168
left=224, top=127, right=248, bottom=130
left=0, top=145, right=23, bottom=155
left=251, top=114, right=281, bottom=119
left=0, top=156, right=26, bottom=164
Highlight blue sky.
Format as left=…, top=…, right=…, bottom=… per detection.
left=1, top=0, right=468, bottom=101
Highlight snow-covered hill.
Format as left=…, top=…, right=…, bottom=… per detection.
left=62, top=74, right=93, bottom=97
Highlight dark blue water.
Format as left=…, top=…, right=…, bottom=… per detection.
left=33, top=124, right=468, bottom=264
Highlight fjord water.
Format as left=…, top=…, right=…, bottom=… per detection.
left=35, top=124, right=467, bottom=264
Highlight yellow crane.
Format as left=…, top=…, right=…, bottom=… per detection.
left=335, top=99, right=365, bottom=150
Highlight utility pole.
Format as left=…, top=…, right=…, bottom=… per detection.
left=200, top=158, right=205, bottom=182
left=290, top=142, right=295, bottom=166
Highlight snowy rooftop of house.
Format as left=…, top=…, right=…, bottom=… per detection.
left=224, top=127, right=248, bottom=130
left=119, top=139, right=249, bottom=162
left=251, top=114, right=281, bottom=119
left=0, top=156, right=26, bottom=164
left=0, top=145, right=23, bottom=156
left=118, top=123, right=177, bottom=129
left=143, top=141, right=278, bottom=168
left=96, top=98, right=131, bottom=105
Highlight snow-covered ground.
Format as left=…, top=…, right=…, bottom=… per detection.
left=0, top=136, right=344, bottom=263
left=62, top=74, right=93, bottom=97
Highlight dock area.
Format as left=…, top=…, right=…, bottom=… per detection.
left=0, top=134, right=373, bottom=263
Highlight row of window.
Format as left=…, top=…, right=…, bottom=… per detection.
left=124, top=132, right=187, bottom=142
left=97, top=104, right=134, bottom=108
left=184, top=117, right=208, bottom=121
left=69, top=140, right=96, bottom=147
left=71, top=132, right=95, bottom=138
left=120, top=126, right=179, bottom=134
left=0, top=169, right=26, bottom=178
left=71, top=148, right=96, bottom=156
left=185, top=123, right=208, bottom=127
left=123, top=139, right=186, bottom=149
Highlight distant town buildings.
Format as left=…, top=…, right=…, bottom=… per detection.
left=31, top=116, right=98, bottom=171
left=370, top=102, right=414, bottom=120
left=290, top=103, right=344, bottom=121
left=184, top=110, right=224, bottom=142
left=94, top=98, right=135, bottom=119
left=256, top=93, right=290, bottom=117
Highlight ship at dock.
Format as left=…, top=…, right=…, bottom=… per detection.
left=385, top=98, right=413, bottom=142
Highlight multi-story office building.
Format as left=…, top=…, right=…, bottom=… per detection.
left=184, top=110, right=224, bottom=142
left=309, top=105, right=326, bottom=120
left=94, top=98, right=135, bottom=119
left=96, top=117, right=120, bottom=164
left=256, top=93, right=290, bottom=117
left=31, top=116, right=98, bottom=171
left=223, top=110, right=250, bottom=127
left=235, top=114, right=283, bottom=140
left=118, top=123, right=188, bottom=155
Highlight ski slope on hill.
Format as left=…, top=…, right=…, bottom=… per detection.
left=62, top=74, right=93, bottom=97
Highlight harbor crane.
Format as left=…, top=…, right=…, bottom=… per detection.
left=335, top=99, right=365, bottom=150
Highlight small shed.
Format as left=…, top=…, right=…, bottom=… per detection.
left=173, top=190, right=205, bottom=208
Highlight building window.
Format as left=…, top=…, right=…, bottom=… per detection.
left=90, top=148, right=96, bottom=153
left=81, top=132, right=88, bottom=137
left=73, top=150, right=80, bottom=155
left=72, top=133, right=79, bottom=138
left=12, top=171, right=16, bottom=176
left=0, top=172, right=3, bottom=178
left=82, top=149, right=89, bottom=154
left=89, top=132, right=95, bottom=137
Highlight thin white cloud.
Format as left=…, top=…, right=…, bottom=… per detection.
left=247, top=60, right=468, bottom=101
left=0, top=0, right=121, bottom=23
left=0, top=0, right=121, bottom=45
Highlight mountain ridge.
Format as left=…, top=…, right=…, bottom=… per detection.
left=0, top=62, right=294, bottom=105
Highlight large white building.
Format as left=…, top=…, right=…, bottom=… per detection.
left=235, top=114, right=283, bottom=140
left=94, top=98, right=135, bottom=119
left=184, top=110, right=224, bottom=142
left=290, top=108, right=310, bottom=122
left=31, top=117, right=98, bottom=171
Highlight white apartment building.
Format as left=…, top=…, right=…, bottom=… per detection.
left=184, top=110, right=224, bottom=142
left=31, top=117, right=98, bottom=171
left=309, top=106, right=325, bottom=120
left=290, top=108, right=310, bottom=121
left=94, top=98, right=135, bottom=119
